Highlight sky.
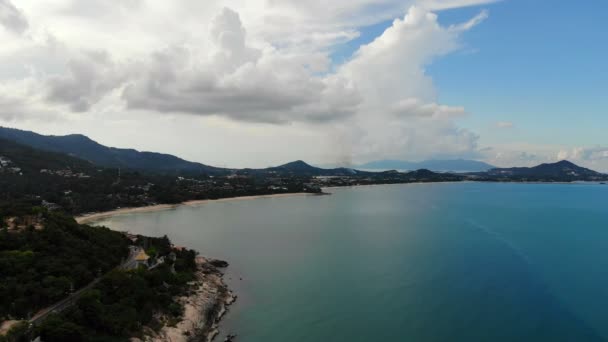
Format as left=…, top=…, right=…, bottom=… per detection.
left=0, top=0, right=607, bottom=170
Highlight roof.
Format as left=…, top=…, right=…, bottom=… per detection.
left=135, top=250, right=150, bottom=262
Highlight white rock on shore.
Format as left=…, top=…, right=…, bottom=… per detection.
left=142, top=257, right=236, bottom=342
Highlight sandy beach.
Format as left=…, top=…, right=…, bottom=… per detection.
left=76, top=192, right=317, bottom=224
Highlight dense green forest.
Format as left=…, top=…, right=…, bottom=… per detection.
left=34, top=236, right=198, bottom=342
left=0, top=210, right=129, bottom=319
left=0, top=127, right=224, bottom=174
left=0, top=207, right=200, bottom=342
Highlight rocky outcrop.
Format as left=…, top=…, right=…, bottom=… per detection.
left=144, top=257, right=236, bottom=342
left=209, top=259, right=229, bottom=268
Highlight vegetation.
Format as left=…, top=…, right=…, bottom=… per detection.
left=3, top=131, right=605, bottom=220
left=0, top=132, right=257, bottom=340
left=0, top=210, right=129, bottom=320
left=35, top=237, right=198, bottom=342
left=2, top=127, right=607, bottom=341
left=0, top=127, right=223, bottom=174
left=0, top=205, right=199, bottom=341
left=0, top=138, right=320, bottom=215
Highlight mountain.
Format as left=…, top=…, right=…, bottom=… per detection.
left=0, top=127, right=225, bottom=174
left=486, top=160, right=606, bottom=180
left=357, top=159, right=495, bottom=172
left=263, top=160, right=361, bottom=176
left=0, top=137, right=94, bottom=174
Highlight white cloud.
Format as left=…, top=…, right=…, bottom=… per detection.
left=478, top=143, right=608, bottom=172
left=558, top=147, right=608, bottom=164
left=392, top=98, right=467, bottom=119
left=330, top=5, right=485, bottom=162
left=0, top=78, right=60, bottom=122
left=46, top=49, right=129, bottom=112
left=421, top=0, right=500, bottom=11
left=30, top=7, right=360, bottom=124
left=0, top=0, right=503, bottom=167
left=0, top=0, right=28, bottom=35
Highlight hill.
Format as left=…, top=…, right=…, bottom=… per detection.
left=0, top=207, right=204, bottom=341
left=263, top=160, right=361, bottom=176
left=486, top=160, right=607, bottom=181
left=357, top=159, right=495, bottom=172
left=0, top=127, right=225, bottom=174
left=0, top=138, right=325, bottom=214
left=0, top=210, right=129, bottom=321
left=0, top=137, right=164, bottom=213
left=0, top=137, right=94, bottom=175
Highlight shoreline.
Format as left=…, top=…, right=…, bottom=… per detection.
left=77, top=180, right=602, bottom=225
left=76, top=192, right=317, bottom=224
left=321, top=179, right=604, bottom=190
left=144, top=257, right=236, bottom=342
left=76, top=193, right=320, bottom=340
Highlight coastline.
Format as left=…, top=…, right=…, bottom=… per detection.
left=77, top=181, right=599, bottom=225
left=143, top=257, right=237, bottom=342
left=77, top=193, right=320, bottom=341
left=76, top=192, right=317, bottom=224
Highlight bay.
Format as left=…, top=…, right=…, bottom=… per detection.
left=94, top=182, right=608, bottom=341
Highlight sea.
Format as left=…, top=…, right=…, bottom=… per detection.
left=93, top=182, right=608, bottom=341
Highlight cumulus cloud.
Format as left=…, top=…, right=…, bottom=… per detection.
left=0, top=95, right=27, bottom=121
left=0, top=1, right=502, bottom=166
left=38, top=8, right=360, bottom=123
left=558, top=147, right=608, bottom=163
left=0, top=93, right=59, bottom=122
left=0, top=0, right=28, bottom=35
left=46, top=50, right=128, bottom=112
left=133, top=5, right=485, bottom=156
left=329, top=5, right=485, bottom=161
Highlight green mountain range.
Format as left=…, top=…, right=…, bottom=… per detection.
left=0, top=127, right=224, bottom=174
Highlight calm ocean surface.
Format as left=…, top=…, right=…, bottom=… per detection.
left=94, top=182, right=608, bottom=341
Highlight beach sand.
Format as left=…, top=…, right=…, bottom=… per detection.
left=76, top=192, right=317, bottom=224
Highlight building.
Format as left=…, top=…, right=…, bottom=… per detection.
left=134, top=250, right=150, bottom=268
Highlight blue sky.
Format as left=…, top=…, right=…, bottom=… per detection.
left=335, top=0, right=607, bottom=150
left=431, top=0, right=608, bottom=147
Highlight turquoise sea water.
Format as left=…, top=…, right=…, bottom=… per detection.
left=95, top=183, right=608, bottom=341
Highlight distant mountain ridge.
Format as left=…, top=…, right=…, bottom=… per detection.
left=357, top=159, right=495, bottom=172
left=0, top=127, right=225, bottom=174
left=487, top=160, right=606, bottom=180
left=1, top=127, right=606, bottom=180
left=263, top=160, right=361, bottom=176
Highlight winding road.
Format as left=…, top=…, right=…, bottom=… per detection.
left=28, top=247, right=143, bottom=326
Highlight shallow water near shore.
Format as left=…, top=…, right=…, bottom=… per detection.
left=94, top=182, right=608, bottom=341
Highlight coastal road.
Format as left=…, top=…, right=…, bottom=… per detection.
left=29, top=247, right=142, bottom=326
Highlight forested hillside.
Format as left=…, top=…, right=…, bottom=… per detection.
left=0, top=210, right=129, bottom=320
left=0, top=127, right=225, bottom=175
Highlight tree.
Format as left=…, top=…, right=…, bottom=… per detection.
left=37, top=315, right=84, bottom=342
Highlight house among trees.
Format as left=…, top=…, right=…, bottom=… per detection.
left=134, top=250, right=150, bottom=268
